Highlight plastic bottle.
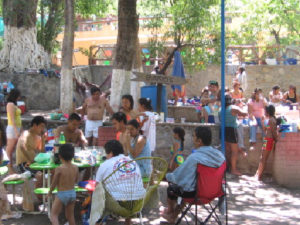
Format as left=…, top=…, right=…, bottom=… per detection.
left=59, top=131, right=66, bottom=144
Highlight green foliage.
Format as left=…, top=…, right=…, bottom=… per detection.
left=138, top=0, right=221, bottom=70
left=227, top=0, right=300, bottom=46
left=37, top=0, right=64, bottom=54
left=75, top=0, right=113, bottom=18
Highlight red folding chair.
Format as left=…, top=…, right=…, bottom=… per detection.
left=175, top=162, right=227, bottom=225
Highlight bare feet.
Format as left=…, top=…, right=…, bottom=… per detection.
left=161, top=212, right=176, bottom=224
left=231, top=170, right=242, bottom=176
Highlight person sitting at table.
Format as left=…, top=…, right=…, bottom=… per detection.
left=283, top=85, right=298, bottom=104
left=95, top=140, right=145, bottom=225
left=160, top=127, right=225, bottom=223
left=54, top=113, right=87, bottom=147
left=248, top=88, right=268, bottom=148
left=111, top=112, right=127, bottom=152
left=124, top=119, right=152, bottom=178
left=269, top=85, right=283, bottom=104
left=120, top=95, right=138, bottom=121
left=15, top=116, right=47, bottom=193
left=49, top=144, right=79, bottom=225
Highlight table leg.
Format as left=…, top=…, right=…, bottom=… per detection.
left=42, top=169, right=46, bottom=212
left=47, top=169, right=51, bottom=219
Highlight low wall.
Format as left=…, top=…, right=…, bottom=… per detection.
left=154, top=122, right=273, bottom=176
left=167, top=106, right=198, bottom=122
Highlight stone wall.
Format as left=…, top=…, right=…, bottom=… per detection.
left=0, top=72, right=60, bottom=110
left=175, top=65, right=300, bottom=99
left=1, top=64, right=299, bottom=110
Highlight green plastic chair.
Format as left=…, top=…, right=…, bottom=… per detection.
left=4, top=179, right=25, bottom=206
left=34, top=186, right=88, bottom=195
left=98, top=157, right=168, bottom=224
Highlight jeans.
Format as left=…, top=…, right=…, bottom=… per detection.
left=249, top=117, right=264, bottom=143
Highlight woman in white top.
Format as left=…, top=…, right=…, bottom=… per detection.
left=137, top=98, right=156, bottom=152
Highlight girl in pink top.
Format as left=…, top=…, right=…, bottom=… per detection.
left=248, top=88, right=268, bottom=146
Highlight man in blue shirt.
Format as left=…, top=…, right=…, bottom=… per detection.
left=161, top=126, right=225, bottom=223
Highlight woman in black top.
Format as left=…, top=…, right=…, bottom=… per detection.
left=283, top=85, right=298, bottom=104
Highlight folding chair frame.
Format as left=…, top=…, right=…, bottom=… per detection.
left=175, top=164, right=228, bottom=225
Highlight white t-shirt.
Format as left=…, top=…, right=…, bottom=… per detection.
left=95, top=154, right=146, bottom=201
left=140, top=111, right=156, bottom=152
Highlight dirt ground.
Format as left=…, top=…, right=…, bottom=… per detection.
left=2, top=174, right=300, bottom=225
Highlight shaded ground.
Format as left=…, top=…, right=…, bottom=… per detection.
left=2, top=174, right=300, bottom=225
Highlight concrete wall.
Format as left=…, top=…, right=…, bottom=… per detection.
left=1, top=64, right=299, bottom=110
left=177, top=65, right=300, bottom=99
left=0, top=72, right=60, bottom=110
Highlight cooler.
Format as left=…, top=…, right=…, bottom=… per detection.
left=141, top=85, right=167, bottom=120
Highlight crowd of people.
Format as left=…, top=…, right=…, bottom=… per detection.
left=0, top=67, right=289, bottom=224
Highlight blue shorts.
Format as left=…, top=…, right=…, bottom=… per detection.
left=57, top=189, right=76, bottom=205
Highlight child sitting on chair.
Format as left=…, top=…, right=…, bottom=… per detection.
left=48, top=144, right=79, bottom=225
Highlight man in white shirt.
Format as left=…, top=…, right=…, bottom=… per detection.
left=95, top=140, right=145, bottom=225
left=95, top=140, right=145, bottom=200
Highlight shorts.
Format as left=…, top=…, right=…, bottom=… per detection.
left=262, top=137, right=275, bottom=151
left=225, top=127, right=238, bottom=143
left=57, top=189, right=76, bottom=205
left=17, top=162, right=38, bottom=177
left=6, top=125, right=21, bottom=139
left=85, top=120, right=103, bottom=138
left=167, top=183, right=196, bottom=200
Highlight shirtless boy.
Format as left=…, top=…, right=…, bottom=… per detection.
left=81, top=87, right=114, bottom=146
left=49, top=144, right=79, bottom=225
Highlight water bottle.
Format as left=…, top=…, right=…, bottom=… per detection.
left=59, top=132, right=66, bottom=144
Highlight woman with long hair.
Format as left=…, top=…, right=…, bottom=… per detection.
left=124, top=119, right=152, bottom=178
left=255, top=105, right=278, bottom=180
left=120, top=94, right=138, bottom=121
left=283, top=85, right=298, bottom=104
left=6, top=89, right=22, bottom=173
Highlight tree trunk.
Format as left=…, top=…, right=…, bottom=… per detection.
left=0, top=0, right=50, bottom=72
left=110, top=0, right=139, bottom=111
left=60, top=0, right=75, bottom=114
left=131, top=40, right=143, bottom=108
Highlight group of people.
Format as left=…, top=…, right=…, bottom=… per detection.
left=0, top=86, right=159, bottom=225
left=0, top=68, right=291, bottom=224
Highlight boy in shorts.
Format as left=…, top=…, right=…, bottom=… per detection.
left=48, top=144, right=79, bottom=225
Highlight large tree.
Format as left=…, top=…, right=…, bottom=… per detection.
left=60, top=0, right=75, bottom=114
left=0, top=0, right=49, bottom=72
left=138, top=0, right=220, bottom=72
left=110, top=0, right=139, bottom=110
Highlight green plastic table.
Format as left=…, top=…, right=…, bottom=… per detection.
left=29, top=160, right=102, bottom=217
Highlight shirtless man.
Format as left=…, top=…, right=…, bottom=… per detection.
left=81, top=87, right=114, bottom=146
left=55, top=113, right=87, bottom=147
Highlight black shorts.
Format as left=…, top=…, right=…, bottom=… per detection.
left=17, top=163, right=38, bottom=177
left=225, top=127, right=238, bottom=143
left=167, top=183, right=196, bottom=200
